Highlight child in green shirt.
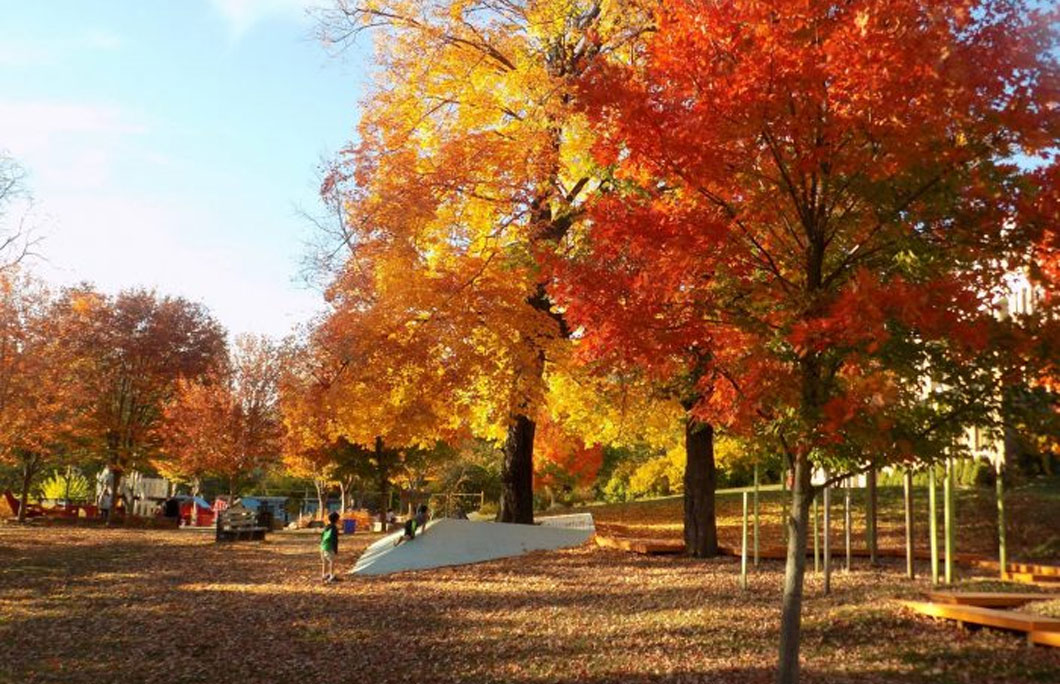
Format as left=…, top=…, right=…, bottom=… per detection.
left=320, top=511, right=340, bottom=582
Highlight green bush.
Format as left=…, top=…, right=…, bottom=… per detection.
left=879, top=459, right=995, bottom=488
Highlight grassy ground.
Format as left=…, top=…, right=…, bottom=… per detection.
left=1, top=523, right=1058, bottom=684
left=581, top=477, right=1060, bottom=562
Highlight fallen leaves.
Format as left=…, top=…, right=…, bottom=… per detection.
left=1, top=525, right=1058, bottom=683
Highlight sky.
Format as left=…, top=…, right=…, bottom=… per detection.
left=0, top=0, right=371, bottom=339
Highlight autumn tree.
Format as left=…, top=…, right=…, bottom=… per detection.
left=64, top=288, right=227, bottom=519
left=316, top=0, right=651, bottom=523
left=533, top=416, right=603, bottom=507
left=279, top=258, right=477, bottom=524
left=0, top=273, right=91, bottom=521
left=158, top=335, right=283, bottom=498
left=565, top=2, right=1058, bottom=682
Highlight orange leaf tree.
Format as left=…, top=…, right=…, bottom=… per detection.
left=0, top=273, right=92, bottom=521
left=63, top=288, right=227, bottom=518
left=316, top=0, right=650, bottom=523
left=158, top=335, right=283, bottom=498
left=562, top=1, right=1058, bottom=681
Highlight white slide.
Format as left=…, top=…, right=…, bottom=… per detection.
left=350, top=513, right=595, bottom=576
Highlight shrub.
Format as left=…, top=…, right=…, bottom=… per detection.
left=879, top=458, right=995, bottom=488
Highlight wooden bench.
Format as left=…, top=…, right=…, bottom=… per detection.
left=927, top=592, right=1054, bottom=609
left=215, top=507, right=267, bottom=542
left=901, top=600, right=1060, bottom=643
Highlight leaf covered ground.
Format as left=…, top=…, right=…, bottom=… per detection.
left=1, top=525, right=1058, bottom=684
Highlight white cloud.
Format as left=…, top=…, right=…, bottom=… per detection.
left=208, top=0, right=315, bottom=37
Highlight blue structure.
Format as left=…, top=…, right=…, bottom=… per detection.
left=300, top=497, right=342, bottom=519
left=239, top=496, right=292, bottom=525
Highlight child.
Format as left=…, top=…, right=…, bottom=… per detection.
left=320, top=511, right=340, bottom=582
left=394, top=504, right=430, bottom=547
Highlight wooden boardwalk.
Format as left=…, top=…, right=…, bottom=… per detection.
left=926, top=591, right=1055, bottom=608
left=901, top=600, right=1060, bottom=646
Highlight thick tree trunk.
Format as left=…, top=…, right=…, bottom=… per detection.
left=107, top=468, right=123, bottom=526
left=776, top=455, right=814, bottom=684
left=498, top=414, right=535, bottom=524
left=683, top=418, right=718, bottom=557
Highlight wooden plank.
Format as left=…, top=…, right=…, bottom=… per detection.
left=1003, top=572, right=1060, bottom=584
left=927, top=592, right=1054, bottom=608
left=901, top=600, right=1060, bottom=633
left=1030, top=630, right=1060, bottom=648
left=593, top=535, right=684, bottom=555
left=972, top=560, right=1060, bottom=576
left=1009, top=563, right=1060, bottom=577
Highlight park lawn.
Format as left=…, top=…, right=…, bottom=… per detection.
left=581, top=477, right=1060, bottom=562
left=1, top=525, right=1058, bottom=684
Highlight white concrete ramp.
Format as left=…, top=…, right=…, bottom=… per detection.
left=350, top=513, right=594, bottom=576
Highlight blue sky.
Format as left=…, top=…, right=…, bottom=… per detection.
left=0, top=0, right=369, bottom=338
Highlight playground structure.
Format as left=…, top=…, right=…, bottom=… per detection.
left=351, top=513, right=595, bottom=576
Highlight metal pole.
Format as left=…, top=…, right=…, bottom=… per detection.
left=741, top=491, right=748, bottom=590
left=844, top=481, right=851, bottom=572
left=944, top=458, right=955, bottom=584
left=929, top=466, right=939, bottom=586
left=753, top=464, right=760, bottom=567
left=904, top=469, right=915, bottom=579
left=823, top=485, right=831, bottom=595
left=812, top=495, right=820, bottom=574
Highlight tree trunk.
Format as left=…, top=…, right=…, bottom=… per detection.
left=776, top=455, right=814, bottom=684
left=107, top=467, right=123, bottom=526
left=683, top=417, right=718, bottom=557
left=996, top=459, right=1007, bottom=577
left=315, top=480, right=326, bottom=522
left=498, top=414, right=535, bottom=524
left=17, top=455, right=39, bottom=523
left=866, top=468, right=878, bottom=566
left=379, top=479, right=389, bottom=530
